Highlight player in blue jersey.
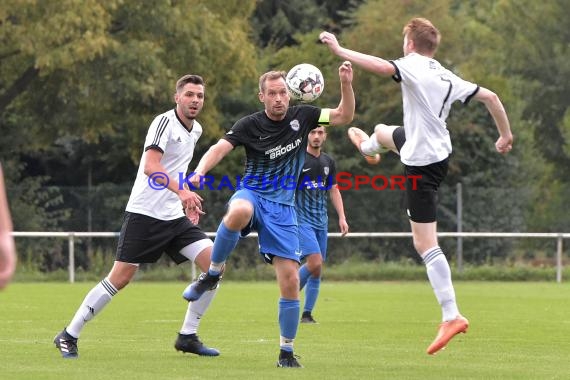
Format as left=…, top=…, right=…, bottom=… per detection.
left=296, top=126, right=348, bottom=324
left=183, top=62, right=355, bottom=367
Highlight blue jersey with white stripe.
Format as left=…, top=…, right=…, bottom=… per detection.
left=295, top=152, right=337, bottom=229
left=223, top=105, right=323, bottom=205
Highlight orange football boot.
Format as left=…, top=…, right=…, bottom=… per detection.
left=347, top=127, right=381, bottom=165
left=426, top=315, right=469, bottom=355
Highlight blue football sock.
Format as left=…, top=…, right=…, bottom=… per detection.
left=278, top=298, right=299, bottom=351
left=298, top=264, right=310, bottom=290
left=208, top=222, right=240, bottom=274
left=304, top=276, right=321, bottom=312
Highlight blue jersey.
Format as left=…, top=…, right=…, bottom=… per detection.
left=223, top=105, right=323, bottom=205
left=295, top=152, right=337, bottom=229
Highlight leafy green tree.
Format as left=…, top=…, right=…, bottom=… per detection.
left=0, top=0, right=259, bottom=224
left=251, top=0, right=364, bottom=49
left=1, top=0, right=259, bottom=271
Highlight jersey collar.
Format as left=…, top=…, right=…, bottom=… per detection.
left=174, top=109, right=194, bottom=133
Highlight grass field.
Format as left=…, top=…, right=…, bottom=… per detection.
left=1, top=281, right=569, bottom=379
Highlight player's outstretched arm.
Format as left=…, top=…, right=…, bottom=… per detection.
left=319, top=31, right=395, bottom=77
left=474, top=87, right=513, bottom=154
left=144, top=149, right=204, bottom=212
left=328, top=61, right=355, bottom=126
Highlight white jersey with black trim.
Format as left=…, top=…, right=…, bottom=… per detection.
left=126, top=109, right=203, bottom=220
left=391, top=53, right=479, bottom=166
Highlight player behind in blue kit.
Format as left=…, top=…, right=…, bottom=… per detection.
left=296, top=126, right=348, bottom=324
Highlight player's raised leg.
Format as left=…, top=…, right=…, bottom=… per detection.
left=372, top=124, right=401, bottom=154
left=347, top=127, right=381, bottom=164
left=348, top=124, right=402, bottom=164
left=182, top=198, right=252, bottom=302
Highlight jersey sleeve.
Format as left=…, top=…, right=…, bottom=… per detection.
left=296, top=105, right=324, bottom=134
left=449, top=72, right=479, bottom=105
left=390, top=55, right=420, bottom=84
left=144, top=114, right=171, bottom=153
left=389, top=60, right=403, bottom=83
left=390, top=56, right=411, bottom=84
left=222, top=117, right=249, bottom=147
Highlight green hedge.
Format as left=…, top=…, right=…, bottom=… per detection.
left=12, top=260, right=568, bottom=283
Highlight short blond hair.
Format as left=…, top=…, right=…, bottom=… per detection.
left=258, top=71, right=286, bottom=93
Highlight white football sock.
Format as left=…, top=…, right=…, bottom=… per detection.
left=360, top=135, right=383, bottom=155
left=279, top=336, right=294, bottom=351
left=422, top=247, right=459, bottom=322
left=208, top=262, right=225, bottom=275
left=180, top=286, right=218, bottom=335
left=66, top=277, right=117, bottom=338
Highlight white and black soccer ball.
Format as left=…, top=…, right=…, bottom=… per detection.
left=285, top=63, right=325, bottom=102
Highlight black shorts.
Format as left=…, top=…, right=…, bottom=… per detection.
left=391, top=126, right=448, bottom=223
left=403, top=158, right=448, bottom=223
left=116, top=212, right=210, bottom=264
left=393, top=126, right=406, bottom=153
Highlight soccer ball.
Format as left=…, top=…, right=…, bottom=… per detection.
left=285, top=63, right=324, bottom=102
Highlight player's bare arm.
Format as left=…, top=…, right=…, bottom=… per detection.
left=474, top=87, right=513, bottom=154
left=330, top=184, right=349, bottom=236
left=319, top=31, right=396, bottom=77
left=181, top=180, right=205, bottom=224
left=144, top=148, right=203, bottom=211
left=328, top=61, right=355, bottom=126
left=190, top=139, right=234, bottom=188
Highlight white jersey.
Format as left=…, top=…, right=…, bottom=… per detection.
left=391, top=53, right=479, bottom=166
left=126, top=109, right=203, bottom=220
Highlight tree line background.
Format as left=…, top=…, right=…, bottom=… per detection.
left=1, top=0, right=569, bottom=274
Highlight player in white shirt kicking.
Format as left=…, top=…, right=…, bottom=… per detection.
left=54, top=75, right=220, bottom=358
left=320, top=17, right=513, bottom=355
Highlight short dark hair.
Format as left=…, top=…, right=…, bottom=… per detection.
left=176, top=74, right=205, bottom=93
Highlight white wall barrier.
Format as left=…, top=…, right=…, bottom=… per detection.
left=12, top=231, right=569, bottom=283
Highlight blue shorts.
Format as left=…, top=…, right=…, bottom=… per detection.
left=230, top=189, right=301, bottom=264
left=298, top=223, right=328, bottom=261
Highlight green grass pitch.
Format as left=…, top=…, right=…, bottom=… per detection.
left=1, top=281, right=569, bottom=379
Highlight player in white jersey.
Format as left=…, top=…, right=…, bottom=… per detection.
left=54, top=75, right=221, bottom=358
left=320, top=18, right=513, bottom=355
